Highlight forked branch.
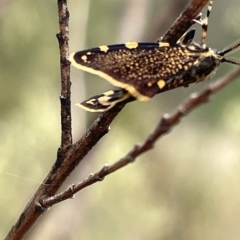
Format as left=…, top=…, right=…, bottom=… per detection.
left=42, top=66, right=240, bottom=207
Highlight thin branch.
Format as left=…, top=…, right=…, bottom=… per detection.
left=5, top=0, right=71, bottom=239
left=57, top=0, right=72, bottom=152
left=42, top=66, right=240, bottom=207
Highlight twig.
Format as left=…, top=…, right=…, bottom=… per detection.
left=57, top=0, right=72, bottom=152
left=4, top=0, right=71, bottom=239
left=41, top=66, right=240, bottom=207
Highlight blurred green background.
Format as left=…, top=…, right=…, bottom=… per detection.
left=1, top=0, right=240, bottom=239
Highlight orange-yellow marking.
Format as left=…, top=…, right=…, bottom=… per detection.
left=147, top=82, right=153, bottom=87
left=125, top=42, right=138, bottom=49
left=184, top=65, right=189, bottom=71
left=159, top=42, right=170, bottom=47
left=99, top=45, right=109, bottom=52
left=157, top=80, right=166, bottom=89
left=81, top=55, right=87, bottom=62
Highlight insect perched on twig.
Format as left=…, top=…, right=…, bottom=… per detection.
left=70, top=0, right=240, bottom=112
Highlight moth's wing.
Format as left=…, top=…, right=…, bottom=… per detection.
left=77, top=89, right=131, bottom=112
left=70, top=42, right=198, bottom=101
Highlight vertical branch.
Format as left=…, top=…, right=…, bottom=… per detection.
left=4, top=1, right=72, bottom=240
left=57, top=0, right=72, bottom=153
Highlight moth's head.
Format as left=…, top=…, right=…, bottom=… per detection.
left=188, top=40, right=240, bottom=82
left=178, top=28, right=240, bottom=67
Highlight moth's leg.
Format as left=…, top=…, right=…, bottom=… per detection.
left=177, top=29, right=195, bottom=45
left=76, top=89, right=132, bottom=112
left=193, top=0, right=213, bottom=49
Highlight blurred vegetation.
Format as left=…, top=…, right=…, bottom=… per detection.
left=1, top=0, right=240, bottom=239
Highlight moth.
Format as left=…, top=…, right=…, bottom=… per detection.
left=70, top=0, right=240, bottom=112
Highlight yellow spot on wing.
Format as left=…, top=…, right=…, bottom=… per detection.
left=125, top=42, right=138, bottom=49
left=157, top=80, right=166, bottom=89
left=85, top=99, right=96, bottom=105
left=99, top=45, right=109, bottom=52
left=178, top=64, right=182, bottom=69
left=81, top=55, right=87, bottom=62
left=159, top=42, right=170, bottom=47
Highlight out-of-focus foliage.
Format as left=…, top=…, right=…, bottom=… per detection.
left=1, top=0, right=240, bottom=239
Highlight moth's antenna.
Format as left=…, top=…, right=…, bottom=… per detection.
left=218, top=39, right=240, bottom=56
left=221, top=57, right=240, bottom=66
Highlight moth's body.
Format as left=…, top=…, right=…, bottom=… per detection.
left=70, top=0, right=240, bottom=112
left=73, top=43, right=221, bottom=100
